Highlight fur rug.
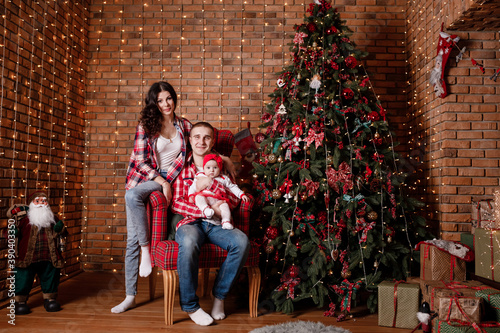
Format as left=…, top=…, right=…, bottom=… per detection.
left=249, top=320, right=352, bottom=333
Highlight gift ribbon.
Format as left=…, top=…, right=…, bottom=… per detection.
left=450, top=256, right=456, bottom=280
left=392, top=280, right=406, bottom=327
left=445, top=295, right=481, bottom=332
left=422, top=244, right=430, bottom=280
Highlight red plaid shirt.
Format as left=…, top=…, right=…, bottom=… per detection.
left=125, top=117, right=192, bottom=190
left=171, top=153, right=239, bottom=229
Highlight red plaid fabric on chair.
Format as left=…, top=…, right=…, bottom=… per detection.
left=146, top=129, right=261, bottom=326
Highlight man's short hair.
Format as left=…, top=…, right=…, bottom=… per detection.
left=190, top=121, right=214, bottom=137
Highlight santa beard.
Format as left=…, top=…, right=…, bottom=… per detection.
left=28, top=202, right=55, bottom=228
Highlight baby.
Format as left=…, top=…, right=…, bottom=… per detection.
left=189, top=153, right=249, bottom=229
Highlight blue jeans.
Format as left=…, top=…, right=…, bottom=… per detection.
left=175, top=220, right=250, bottom=312
left=123, top=172, right=167, bottom=296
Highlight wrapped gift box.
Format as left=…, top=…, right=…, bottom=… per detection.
left=378, top=280, right=420, bottom=329
left=475, top=288, right=500, bottom=322
left=419, top=242, right=467, bottom=281
left=437, top=296, right=483, bottom=323
left=433, top=318, right=500, bottom=332
left=474, top=228, right=500, bottom=282
left=420, top=280, right=489, bottom=312
left=472, top=199, right=496, bottom=233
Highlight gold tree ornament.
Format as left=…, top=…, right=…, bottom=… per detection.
left=367, top=211, right=378, bottom=221
left=341, top=270, right=351, bottom=279
left=272, top=189, right=282, bottom=199
left=268, top=153, right=277, bottom=163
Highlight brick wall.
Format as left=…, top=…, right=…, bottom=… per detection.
left=405, top=0, right=500, bottom=240
left=0, top=0, right=89, bottom=301
left=83, top=0, right=306, bottom=272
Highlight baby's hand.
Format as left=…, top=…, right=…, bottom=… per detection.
left=241, top=194, right=249, bottom=202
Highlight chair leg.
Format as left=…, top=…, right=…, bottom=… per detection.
left=163, top=270, right=177, bottom=326
left=149, top=266, right=158, bottom=301
left=199, top=268, right=210, bottom=297
left=247, top=266, right=261, bottom=318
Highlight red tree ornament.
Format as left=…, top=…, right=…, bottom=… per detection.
left=345, top=56, right=357, bottom=69
left=342, top=88, right=354, bottom=100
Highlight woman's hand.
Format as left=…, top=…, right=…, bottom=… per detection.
left=162, top=181, right=172, bottom=204
left=220, top=155, right=237, bottom=179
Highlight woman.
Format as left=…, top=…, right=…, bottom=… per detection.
left=112, top=81, right=191, bottom=313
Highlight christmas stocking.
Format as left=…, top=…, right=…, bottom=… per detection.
left=430, top=31, right=459, bottom=98
left=234, top=127, right=257, bottom=156
left=234, top=126, right=258, bottom=181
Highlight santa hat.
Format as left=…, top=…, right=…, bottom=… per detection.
left=203, top=153, right=223, bottom=170
left=28, top=191, right=48, bottom=204
left=234, top=124, right=257, bottom=156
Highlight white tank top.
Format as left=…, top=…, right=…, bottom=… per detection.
left=156, top=130, right=182, bottom=170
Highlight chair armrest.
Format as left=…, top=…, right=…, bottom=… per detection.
left=148, top=190, right=169, bottom=249
left=232, top=193, right=254, bottom=236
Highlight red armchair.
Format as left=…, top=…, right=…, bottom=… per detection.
left=147, top=129, right=261, bottom=325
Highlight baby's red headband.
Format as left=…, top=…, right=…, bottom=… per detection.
left=203, top=153, right=223, bottom=170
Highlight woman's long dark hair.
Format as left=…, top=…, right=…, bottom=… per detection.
left=139, top=81, right=177, bottom=136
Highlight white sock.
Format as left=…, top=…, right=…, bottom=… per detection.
left=211, top=298, right=226, bottom=320
left=139, top=245, right=152, bottom=277
left=221, top=221, right=234, bottom=230
left=111, top=295, right=136, bottom=313
left=203, top=206, right=214, bottom=218
left=188, top=308, right=214, bottom=326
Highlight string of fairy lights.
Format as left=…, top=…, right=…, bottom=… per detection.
left=109, top=1, right=126, bottom=271
left=24, top=3, right=36, bottom=198
left=219, top=2, right=224, bottom=128
left=0, top=0, right=5, bottom=151
left=10, top=1, right=22, bottom=207
left=35, top=1, right=48, bottom=188
left=178, top=3, right=184, bottom=117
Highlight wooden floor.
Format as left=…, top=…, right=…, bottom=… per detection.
left=1, top=271, right=414, bottom=333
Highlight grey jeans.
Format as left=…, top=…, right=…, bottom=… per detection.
left=123, top=179, right=163, bottom=295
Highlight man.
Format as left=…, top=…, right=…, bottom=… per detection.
left=7, top=191, right=67, bottom=315
left=171, top=122, right=250, bottom=326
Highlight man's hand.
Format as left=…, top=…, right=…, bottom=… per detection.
left=196, top=176, right=212, bottom=192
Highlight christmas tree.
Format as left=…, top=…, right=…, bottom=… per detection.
left=253, top=0, right=432, bottom=316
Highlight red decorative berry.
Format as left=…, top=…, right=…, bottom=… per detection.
left=265, top=226, right=279, bottom=240
left=367, top=111, right=380, bottom=122
left=255, top=132, right=266, bottom=144
left=307, top=22, right=317, bottom=33
left=287, top=265, right=300, bottom=278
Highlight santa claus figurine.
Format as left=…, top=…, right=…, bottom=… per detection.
left=7, top=191, right=67, bottom=315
